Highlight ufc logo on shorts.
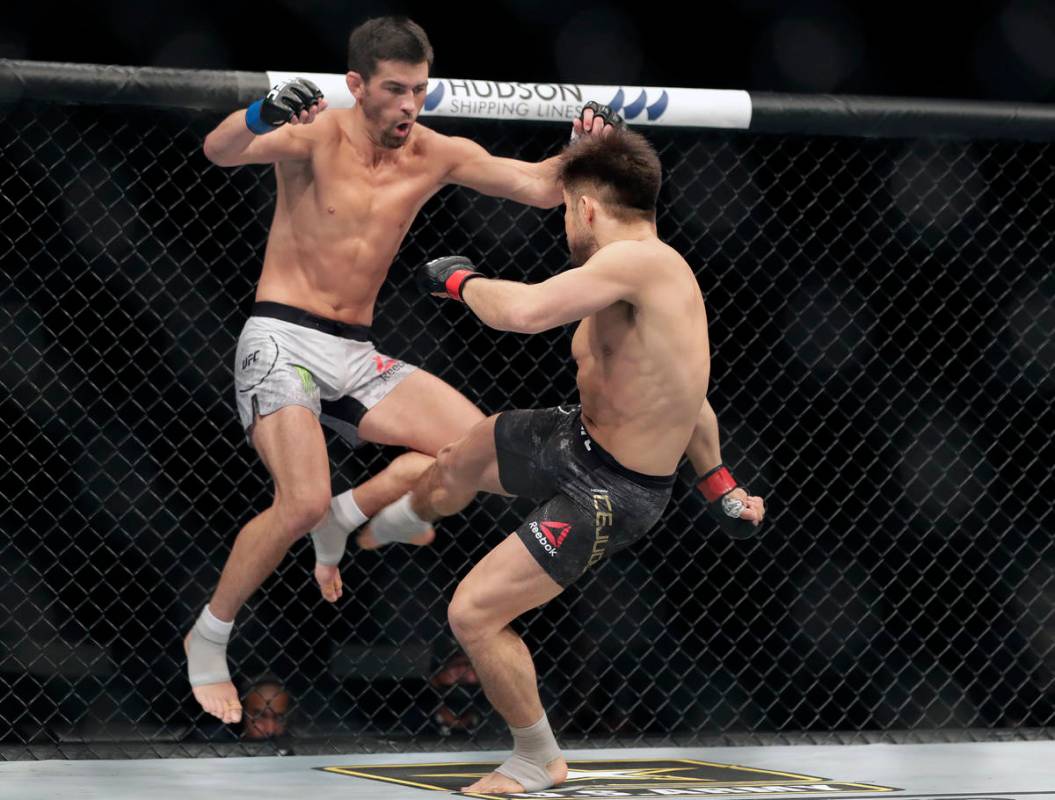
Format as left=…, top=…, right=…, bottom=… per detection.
left=241, top=350, right=259, bottom=370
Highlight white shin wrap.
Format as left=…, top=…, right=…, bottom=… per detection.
left=186, top=606, right=233, bottom=687
left=495, top=713, right=562, bottom=792
left=370, top=494, right=431, bottom=546
left=311, top=490, right=368, bottom=565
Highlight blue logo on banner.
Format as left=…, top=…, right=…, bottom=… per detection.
left=607, top=88, right=669, bottom=121
left=424, top=82, right=445, bottom=111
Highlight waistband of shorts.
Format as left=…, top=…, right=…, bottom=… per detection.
left=251, top=301, right=375, bottom=341
left=576, top=413, right=677, bottom=489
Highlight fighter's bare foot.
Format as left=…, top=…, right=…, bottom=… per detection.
left=461, top=758, right=568, bottom=794
left=183, top=632, right=242, bottom=724
left=315, top=562, right=343, bottom=602
left=356, top=525, right=435, bottom=551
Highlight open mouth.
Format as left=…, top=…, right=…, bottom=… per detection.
left=394, top=121, right=412, bottom=136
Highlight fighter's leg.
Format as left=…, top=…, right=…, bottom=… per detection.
left=356, top=368, right=485, bottom=455
left=310, top=368, right=484, bottom=591
left=185, top=405, right=330, bottom=724
left=361, top=413, right=507, bottom=546
left=365, top=405, right=570, bottom=546
left=312, top=450, right=435, bottom=601
left=352, top=370, right=496, bottom=546
left=448, top=532, right=568, bottom=794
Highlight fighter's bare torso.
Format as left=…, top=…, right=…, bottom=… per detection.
left=255, top=110, right=460, bottom=325
left=571, top=239, right=710, bottom=476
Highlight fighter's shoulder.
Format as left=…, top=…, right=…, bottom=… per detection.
left=413, top=125, right=486, bottom=163
left=599, top=241, right=698, bottom=306
left=593, top=239, right=677, bottom=276
left=289, top=107, right=344, bottom=146
left=638, top=239, right=693, bottom=279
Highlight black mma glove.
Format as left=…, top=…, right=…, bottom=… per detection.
left=419, top=255, right=485, bottom=302
left=571, top=100, right=626, bottom=141
left=245, top=78, right=325, bottom=134
left=697, top=464, right=761, bottom=540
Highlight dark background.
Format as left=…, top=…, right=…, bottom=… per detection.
left=5, top=0, right=1055, bottom=101
left=1, top=0, right=1054, bottom=757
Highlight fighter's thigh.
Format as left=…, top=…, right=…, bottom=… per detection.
left=251, top=405, right=331, bottom=515
left=449, top=532, right=564, bottom=638
left=234, top=318, right=336, bottom=430
left=356, top=369, right=484, bottom=455
left=511, top=492, right=598, bottom=590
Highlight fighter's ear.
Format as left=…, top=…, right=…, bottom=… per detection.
left=579, top=193, right=597, bottom=224
left=347, top=71, right=365, bottom=101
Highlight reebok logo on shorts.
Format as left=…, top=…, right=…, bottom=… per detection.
left=529, top=520, right=571, bottom=557
left=374, top=355, right=405, bottom=381
left=541, top=521, right=570, bottom=548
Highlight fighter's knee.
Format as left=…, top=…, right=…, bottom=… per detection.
left=435, top=442, right=463, bottom=482
left=442, top=429, right=490, bottom=477
left=391, top=450, right=434, bottom=487
left=447, top=587, right=486, bottom=646
left=275, top=486, right=331, bottom=536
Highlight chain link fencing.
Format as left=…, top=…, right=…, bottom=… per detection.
left=1, top=96, right=1053, bottom=759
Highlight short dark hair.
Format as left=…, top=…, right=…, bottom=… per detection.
left=348, top=16, right=434, bottom=79
left=559, top=128, right=662, bottom=220
left=243, top=674, right=286, bottom=696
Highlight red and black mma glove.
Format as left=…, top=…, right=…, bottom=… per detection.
left=697, top=464, right=760, bottom=540
left=419, top=255, right=485, bottom=302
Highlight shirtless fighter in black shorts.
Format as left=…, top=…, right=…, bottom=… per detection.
left=365, top=126, right=766, bottom=794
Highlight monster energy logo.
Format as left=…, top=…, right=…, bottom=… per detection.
left=292, top=365, right=315, bottom=394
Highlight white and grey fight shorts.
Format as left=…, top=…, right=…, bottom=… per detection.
left=234, top=301, right=417, bottom=445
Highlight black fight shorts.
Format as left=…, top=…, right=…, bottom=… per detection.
left=495, top=405, right=676, bottom=588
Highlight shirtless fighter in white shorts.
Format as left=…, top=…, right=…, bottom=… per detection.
left=183, top=15, right=617, bottom=725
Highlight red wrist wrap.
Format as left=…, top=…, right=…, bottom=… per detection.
left=697, top=465, right=737, bottom=503
left=445, top=270, right=480, bottom=301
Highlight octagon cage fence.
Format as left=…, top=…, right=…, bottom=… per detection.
left=0, top=60, right=1053, bottom=760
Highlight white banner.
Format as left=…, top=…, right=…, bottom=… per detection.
left=265, top=72, right=752, bottom=130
